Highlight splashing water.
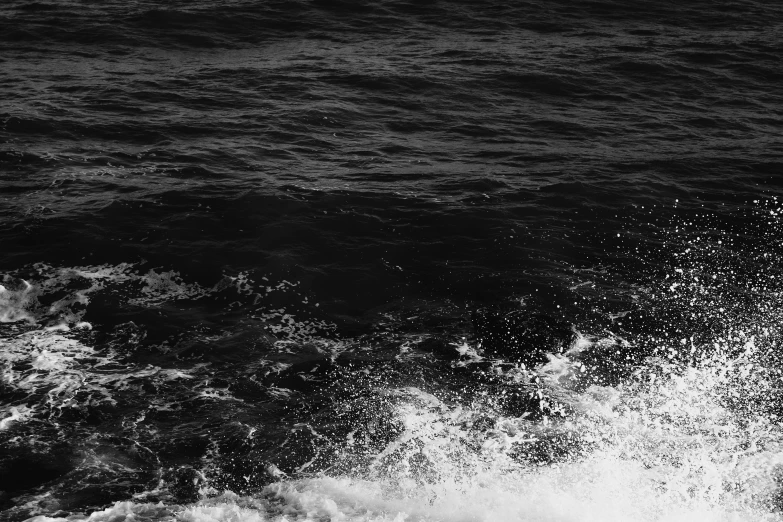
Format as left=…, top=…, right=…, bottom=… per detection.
left=12, top=201, right=783, bottom=522
left=23, top=329, right=783, bottom=522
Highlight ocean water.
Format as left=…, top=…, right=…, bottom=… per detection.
left=2, top=0, right=783, bottom=520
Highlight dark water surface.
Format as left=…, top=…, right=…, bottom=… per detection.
left=2, top=1, right=783, bottom=520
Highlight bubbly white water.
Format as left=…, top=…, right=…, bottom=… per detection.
left=12, top=202, right=783, bottom=521
left=23, top=330, right=783, bottom=521
left=0, top=263, right=212, bottom=327
left=0, top=264, right=214, bottom=431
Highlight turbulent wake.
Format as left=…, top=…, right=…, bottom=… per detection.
left=0, top=202, right=781, bottom=521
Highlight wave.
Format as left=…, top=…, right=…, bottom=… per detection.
left=22, top=333, right=783, bottom=521
left=10, top=233, right=783, bottom=521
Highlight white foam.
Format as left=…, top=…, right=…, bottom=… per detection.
left=0, top=277, right=37, bottom=323
left=0, top=329, right=198, bottom=427
left=1, top=263, right=214, bottom=327
left=160, top=341, right=774, bottom=522
left=20, top=334, right=783, bottom=522
left=16, top=202, right=783, bottom=521
left=0, top=405, right=33, bottom=431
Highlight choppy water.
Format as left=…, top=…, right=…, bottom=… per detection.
left=2, top=1, right=783, bottom=520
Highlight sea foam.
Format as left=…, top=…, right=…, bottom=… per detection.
left=24, top=330, right=783, bottom=521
